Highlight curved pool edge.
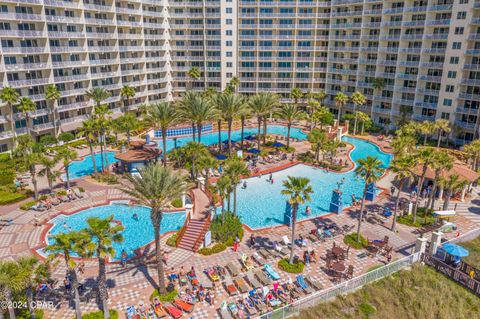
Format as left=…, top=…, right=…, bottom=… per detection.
left=62, top=149, right=119, bottom=181
left=34, top=198, right=186, bottom=264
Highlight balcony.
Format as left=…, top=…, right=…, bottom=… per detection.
left=413, top=114, right=436, bottom=121
left=54, top=74, right=89, bottom=82
left=88, top=46, right=118, bottom=52
left=424, top=34, right=449, bottom=40
left=0, top=12, right=43, bottom=21
left=0, top=30, right=45, bottom=37
left=426, top=19, right=451, bottom=26
left=116, top=7, right=142, bottom=15
left=60, top=88, right=85, bottom=97
left=57, top=101, right=90, bottom=112
left=2, top=46, right=46, bottom=54
left=89, top=58, right=118, bottom=65
left=9, top=78, right=50, bottom=87
left=454, top=120, right=476, bottom=130
left=117, top=20, right=142, bottom=27
left=458, top=93, right=480, bottom=100
left=456, top=107, right=479, bottom=115
left=44, top=0, right=80, bottom=8
left=83, top=3, right=113, bottom=12
left=48, top=31, right=85, bottom=38
left=4, top=62, right=49, bottom=71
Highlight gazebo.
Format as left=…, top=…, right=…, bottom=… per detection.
left=114, top=139, right=160, bottom=174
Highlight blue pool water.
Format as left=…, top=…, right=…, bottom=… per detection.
left=225, top=136, right=392, bottom=229
left=67, top=152, right=118, bottom=180
left=47, top=204, right=185, bottom=260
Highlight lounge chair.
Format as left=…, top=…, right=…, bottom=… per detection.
left=282, top=235, right=291, bottom=246
left=258, top=247, right=272, bottom=259
left=152, top=298, right=167, bottom=318
left=164, top=303, right=182, bottom=319
left=73, top=188, right=84, bottom=198
left=204, top=267, right=221, bottom=282
left=234, top=277, right=250, bottom=293
left=296, top=275, right=314, bottom=294
left=305, top=277, right=322, bottom=291
left=228, top=302, right=239, bottom=318
left=125, top=305, right=138, bottom=319
left=254, top=269, right=271, bottom=286
left=241, top=254, right=254, bottom=271
left=242, top=298, right=257, bottom=316
left=173, top=299, right=194, bottom=313
left=224, top=277, right=238, bottom=296
left=307, top=233, right=318, bottom=243
left=251, top=253, right=262, bottom=265
left=225, top=262, right=240, bottom=277
left=245, top=271, right=262, bottom=289
left=264, top=264, right=280, bottom=280
left=219, top=303, right=233, bottom=319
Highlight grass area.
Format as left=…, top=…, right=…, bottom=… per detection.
left=459, top=236, right=480, bottom=269
left=166, top=232, right=178, bottom=247
left=150, top=289, right=178, bottom=303
left=344, top=233, right=368, bottom=249
left=0, top=191, right=27, bottom=205
left=397, top=208, right=436, bottom=228
left=278, top=258, right=305, bottom=273
left=80, top=310, right=118, bottom=319
left=293, top=265, right=480, bottom=319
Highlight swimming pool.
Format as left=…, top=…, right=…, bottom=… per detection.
left=66, top=152, right=118, bottom=180
left=46, top=204, right=185, bottom=260
left=226, top=136, right=392, bottom=229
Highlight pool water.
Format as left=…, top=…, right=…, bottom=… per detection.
left=225, top=136, right=392, bottom=229
left=47, top=204, right=185, bottom=260
left=67, top=152, right=118, bottom=180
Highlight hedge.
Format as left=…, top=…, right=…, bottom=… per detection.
left=166, top=232, right=178, bottom=247
left=0, top=191, right=27, bottom=205
left=150, top=289, right=178, bottom=303
left=81, top=310, right=119, bottom=319
left=198, top=243, right=227, bottom=256
left=171, top=197, right=183, bottom=208
left=343, top=232, right=368, bottom=249
left=278, top=258, right=305, bottom=273
left=20, top=200, right=37, bottom=211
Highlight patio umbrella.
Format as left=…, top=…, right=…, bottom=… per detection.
left=248, top=148, right=261, bottom=154
left=222, top=139, right=230, bottom=144
left=273, top=142, right=286, bottom=148
left=245, top=135, right=256, bottom=140
left=442, top=243, right=469, bottom=257
left=215, top=154, right=227, bottom=160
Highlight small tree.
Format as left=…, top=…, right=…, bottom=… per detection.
left=45, top=84, right=61, bottom=137
left=120, top=85, right=136, bottom=113
left=390, top=155, right=415, bottom=232
left=334, top=92, right=349, bottom=122
left=275, top=104, right=305, bottom=148
left=308, top=128, right=327, bottom=162
left=351, top=91, right=366, bottom=135
left=56, top=148, right=78, bottom=189
left=224, top=157, right=249, bottom=216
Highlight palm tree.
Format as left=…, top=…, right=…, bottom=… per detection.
left=224, top=157, right=249, bottom=216
left=181, top=141, right=210, bottom=180
left=83, top=216, right=124, bottom=319
left=56, top=148, right=78, bottom=189
left=17, top=97, right=36, bottom=136
left=312, top=106, right=334, bottom=130
left=143, top=102, right=179, bottom=166
left=45, top=232, right=86, bottom=319
left=229, top=76, right=240, bottom=95
left=390, top=155, right=415, bottom=232
left=391, top=134, right=417, bottom=156
left=240, top=108, right=250, bottom=150
left=187, top=66, right=201, bottom=90
left=0, top=259, right=26, bottom=319
left=434, top=119, right=451, bottom=147
left=248, top=93, right=278, bottom=149
left=440, top=174, right=467, bottom=210
left=354, top=156, right=384, bottom=242
left=412, top=147, right=435, bottom=222
left=418, top=121, right=435, bottom=145
left=215, top=175, right=232, bottom=223
left=15, top=135, right=42, bottom=199
left=198, top=154, right=218, bottom=186
left=120, top=85, right=136, bottom=113
left=77, top=118, right=99, bottom=177
left=281, top=176, right=313, bottom=264
left=275, top=104, right=305, bottom=149
left=372, top=78, right=385, bottom=116
left=0, top=87, right=20, bottom=144
left=323, top=139, right=341, bottom=165
left=357, top=112, right=371, bottom=135
left=86, top=87, right=111, bottom=115
left=464, top=139, right=480, bottom=170
left=213, top=93, right=247, bottom=153
left=334, top=92, right=348, bottom=122
left=45, top=84, right=60, bottom=137
left=290, top=87, right=303, bottom=106
left=179, top=92, right=217, bottom=142
left=308, top=128, right=327, bottom=162
left=38, top=155, right=60, bottom=192
left=426, top=151, right=453, bottom=211
left=351, top=91, right=366, bottom=135
left=121, top=165, right=187, bottom=293
left=113, top=113, right=140, bottom=146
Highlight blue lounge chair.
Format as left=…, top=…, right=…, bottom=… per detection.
left=296, top=275, right=314, bottom=294
left=264, top=264, right=280, bottom=280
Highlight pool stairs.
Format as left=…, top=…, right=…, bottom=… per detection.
left=177, top=218, right=210, bottom=252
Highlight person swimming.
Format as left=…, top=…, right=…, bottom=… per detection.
left=133, top=213, right=139, bottom=221
left=242, top=181, right=247, bottom=189
left=305, top=206, right=311, bottom=216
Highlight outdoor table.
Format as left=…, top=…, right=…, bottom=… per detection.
left=331, top=262, right=346, bottom=273
left=332, top=246, right=345, bottom=257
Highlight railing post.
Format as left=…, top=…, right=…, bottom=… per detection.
left=429, top=231, right=443, bottom=256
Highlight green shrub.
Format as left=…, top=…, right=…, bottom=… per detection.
left=20, top=200, right=36, bottom=210
left=56, top=190, right=67, bottom=196
left=278, top=258, right=305, bottom=273
left=0, top=169, right=15, bottom=186
left=93, top=173, right=118, bottom=184
left=224, top=237, right=235, bottom=247
left=317, top=161, right=343, bottom=171
left=39, top=134, right=57, bottom=146
left=39, top=195, right=48, bottom=201
left=150, top=289, right=178, bottom=303
left=0, top=153, right=10, bottom=162
left=358, top=303, right=376, bottom=318
left=58, top=132, right=75, bottom=143
left=397, top=208, right=435, bottom=228
left=81, top=310, right=119, bottom=319
left=171, top=197, right=183, bottom=208
left=69, top=139, right=87, bottom=147
left=298, top=151, right=315, bottom=163
left=78, top=187, right=85, bottom=192
left=17, top=308, right=44, bottom=319
left=344, top=233, right=368, bottom=249
left=210, top=212, right=243, bottom=243
left=0, top=191, right=27, bottom=205
left=166, top=232, right=178, bottom=247
left=198, top=243, right=227, bottom=256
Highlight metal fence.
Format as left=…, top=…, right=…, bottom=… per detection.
left=257, top=252, right=422, bottom=319
left=444, top=228, right=480, bottom=244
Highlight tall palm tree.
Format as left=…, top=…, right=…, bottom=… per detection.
left=426, top=151, right=453, bottom=211
left=0, top=87, right=20, bottom=144
left=15, top=135, right=42, bottom=200
left=181, top=141, right=210, bottom=180
left=240, top=108, right=250, bottom=150
left=121, top=165, right=187, bottom=293
left=464, top=139, right=480, bottom=170
left=357, top=112, right=371, bottom=135
left=281, top=176, right=313, bottom=264
left=113, top=113, right=140, bottom=146
left=248, top=93, right=278, bottom=149
left=312, top=106, right=334, bottom=130
left=434, top=119, right=451, bottom=147
left=390, top=155, right=415, bottom=232
left=323, top=139, right=342, bottom=165
left=334, top=92, right=348, bottom=122
left=215, top=175, right=231, bottom=223
left=351, top=91, right=366, bottom=135
left=275, top=104, right=305, bottom=148
left=213, top=93, right=247, bottom=153
left=56, top=148, right=78, bottom=190
left=77, top=118, right=99, bottom=177
left=17, top=97, right=36, bottom=136
left=198, top=154, right=218, bottom=186
left=45, top=84, right=61, bottom=137
left=143, top=102, right=179, bottom=166
left=179, top=91, right=216, bottom=142
left=187, top=66, right=201, bottom=90
left=354, top=156, right=384, bottom=242
left=440, top=174, right=467, bottom=210
left=308, top=128, right=327, bottom=162
left=418, top=121, right=435, bottom=145
left=290, top=87, right=303, bottom=106
left=229, top=76, right=240, bottom=95
left=371, top=78, right=385, bottom=117
left=391, top=134, right=417, bottom=156
left=412, top=147, right=435, bottom=222
left=45, top=232, right=86, bottom=319
left=86, top=87, right=111, bottom=115
left=120, top=85, right=136, bottom=113
left=0, top=259, right=25, bottom=319
left=224, top=157, right=249, bottom=216
left=38, top=155, right=60, bottom=192
left=94, top=105, right=113, bottom=172
left=83, top=216, right=124, bottom=319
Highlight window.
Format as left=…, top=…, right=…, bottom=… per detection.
left=226, top=41, right=232, bottom=46
left=452, top=42, right=461, bottom=49
left=226, top=8, right=232, bottom=13
left=450, top=57, right=459, bottom=64
left=447, top=71, right=456, bottom=78
left=454, top=27, right=464, bottom=35
left=443, top=99, right=452, bottom=106
left=457, top=12, right=466, bottom=19
left=226, top=30, right=232, bottom=36
left=226, top=51, right=232, bottom=57
left=445, top=85, right=454, bottom=92
left=226, top=19, right=232, bottom=25
left=441, top=112, right=450, bottom=120
left=226, top=62, right=232, bottom=67
left=226, top=72, right=232, bottom=77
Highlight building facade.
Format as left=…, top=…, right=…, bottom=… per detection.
left=0, top=0, right=479, bottom=151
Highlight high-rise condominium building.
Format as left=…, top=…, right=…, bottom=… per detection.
left=0, top=0, right=479, bottom=152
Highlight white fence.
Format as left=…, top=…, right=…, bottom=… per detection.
left=257, top=252, right=422, bottom=319
left=444, top=228, right=480, bottom=244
